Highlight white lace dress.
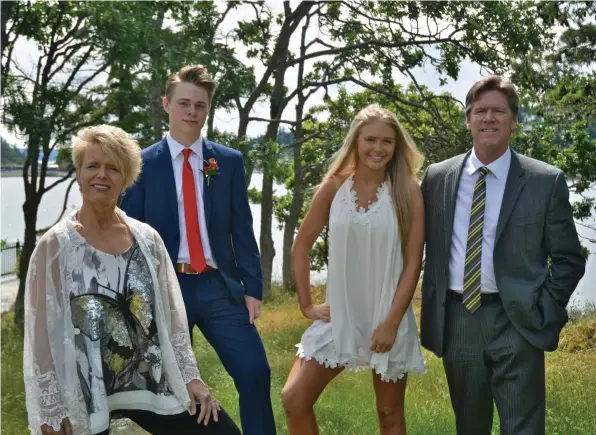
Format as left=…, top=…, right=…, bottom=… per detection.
left=297, top=175, right=426, bottom=382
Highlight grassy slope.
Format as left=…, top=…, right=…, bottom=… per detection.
left=2, top=293, right=595, bottom=434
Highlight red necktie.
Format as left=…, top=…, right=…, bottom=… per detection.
left=182, top=149, right=207, bottom=273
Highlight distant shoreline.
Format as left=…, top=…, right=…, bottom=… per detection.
left=1, top=170, right=71, bottom=178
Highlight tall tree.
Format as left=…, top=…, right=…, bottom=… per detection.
left=253, top=0, right=555, bottom=292
left=3, top=1, right=116, bottom=324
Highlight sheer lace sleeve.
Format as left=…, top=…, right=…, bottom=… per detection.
left=153, top=231, right=202, bottom=385
left=23, top=232, right=69, bottom=433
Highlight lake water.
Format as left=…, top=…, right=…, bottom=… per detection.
left=1, top=175, right=595, bottom=308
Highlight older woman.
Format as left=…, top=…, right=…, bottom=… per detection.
left=23, top=125, right=240, bottom=435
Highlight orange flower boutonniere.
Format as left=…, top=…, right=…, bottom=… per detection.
left=204, top=158, right=220, bottom=186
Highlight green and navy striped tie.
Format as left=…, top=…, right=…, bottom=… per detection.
left=463, top=166, right=490, bottom=312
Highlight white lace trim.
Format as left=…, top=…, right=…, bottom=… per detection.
left=296, top=346, right=426, bottom=383
left=344, top=175, right=389, bottom=223
left=25, top=369, right=69, bottom=431
left=172, top=333, right=201, bottom=384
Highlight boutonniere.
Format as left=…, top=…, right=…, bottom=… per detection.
left=204, top=158, right=220, bottom=186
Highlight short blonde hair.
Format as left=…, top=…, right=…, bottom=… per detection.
left=72, top=125, right=142, bottom=190
left=323, top=105, right=424, bottom=247
left=165, top=65, right=218, bottom=102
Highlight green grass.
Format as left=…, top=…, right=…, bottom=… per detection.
left=2, top=291, right=596, bottom=434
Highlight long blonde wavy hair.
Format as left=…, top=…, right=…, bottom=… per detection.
left=323, top=105, right=424, bottom=247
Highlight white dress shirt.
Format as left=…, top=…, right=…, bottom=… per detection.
left=448, top=147, right=511, bottom=293
left=167, top=134, right=217, bottom=268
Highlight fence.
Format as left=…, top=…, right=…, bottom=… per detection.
left=1, top=241, right=20, bottom=277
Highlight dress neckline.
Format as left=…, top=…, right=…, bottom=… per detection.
left=347, top=174, right=387, bottom=216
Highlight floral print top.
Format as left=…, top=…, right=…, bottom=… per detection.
left=71, top=238, right=185, bottom=434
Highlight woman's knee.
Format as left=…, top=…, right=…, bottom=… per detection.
left=376, top=405, right=405, bottom=429
left=281, top=383, right=314, bottom=415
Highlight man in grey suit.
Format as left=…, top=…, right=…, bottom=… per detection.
left=420, top=75, right=586, bottom=434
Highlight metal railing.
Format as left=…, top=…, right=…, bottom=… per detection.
left=1, top=241, right=20, bottom=277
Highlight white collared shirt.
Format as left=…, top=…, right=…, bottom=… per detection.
left=167, top=134, right=217, bottom=268
left=448, top=147, right=511, bottom=293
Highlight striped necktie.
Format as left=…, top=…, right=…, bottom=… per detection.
left=463, top=166, right=490, bottom=312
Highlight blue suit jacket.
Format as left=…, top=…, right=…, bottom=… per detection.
left=120, top=137, right=263, bottom=302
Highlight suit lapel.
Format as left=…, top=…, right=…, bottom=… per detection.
left=495, top=151, right=526, bottom=244
left=444, top=153, right=469, bottom=254
left=202, top=139, right=216, bottom=228
left=156, top=138, right=179, bottom=226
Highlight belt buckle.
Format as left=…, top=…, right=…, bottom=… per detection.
left=179, top=263, right=198, bottom=274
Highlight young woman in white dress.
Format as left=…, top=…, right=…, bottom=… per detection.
left=281, top=106, right=426, bottom=434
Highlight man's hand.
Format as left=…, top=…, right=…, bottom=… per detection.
left=186, top=379, right=220, bottom=426
left=244, top=295, right=262, bottom=324
left=41, top=418, right=73, bottom=435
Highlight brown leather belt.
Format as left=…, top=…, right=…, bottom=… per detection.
left=175, top=263, right=215, bottom=274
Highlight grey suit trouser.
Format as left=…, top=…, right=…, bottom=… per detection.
left=443, top=294, right=545, bottom=435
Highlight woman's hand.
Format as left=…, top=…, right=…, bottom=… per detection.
left=302, top=304, right=330, bottom=322
left=370, top=320, right=399, bottom=354
left=41, top=418, right=73, bottom=435
left=186, top=379, right=220, bottom=426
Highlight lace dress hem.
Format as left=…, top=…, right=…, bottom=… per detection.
left=296, top=344, right=426, bottom=383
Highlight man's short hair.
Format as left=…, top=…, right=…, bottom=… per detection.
left=465, top=75, right=519, bottom=119
left=165, top=65, right=218, bottom=102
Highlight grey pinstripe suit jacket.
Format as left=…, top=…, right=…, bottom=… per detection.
left=420, top=150, right=586, bottom=356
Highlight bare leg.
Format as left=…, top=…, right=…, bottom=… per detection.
left=281, top=357, right=344, bottom=435
left=373, top=371, right=408, bottom=435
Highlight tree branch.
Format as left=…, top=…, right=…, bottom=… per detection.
left=287, top=37, right=457, bottom=67
left=41, top=168, right=75, bottom=195
left=248, top=117, right=298, bottom=126
left=38, top=177, right=77, bottom=233
left=282, top=131, right=325, bottom=150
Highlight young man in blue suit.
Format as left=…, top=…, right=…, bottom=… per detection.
left=121, top=65, right=276, bottom=435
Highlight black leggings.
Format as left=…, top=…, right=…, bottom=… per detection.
left=96, top=407, right=241, bottom=435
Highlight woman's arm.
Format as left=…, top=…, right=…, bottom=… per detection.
left=153, top=230, right=203, bottom=384
left=153, top=230, right=221, bottom=424
left=23, top=233, right=72, bottom=434
left=386, top=180, right=425, bottom=326
left=371, top=180, right=425, bottom=352
left=292, top=177, right=339, bottom=320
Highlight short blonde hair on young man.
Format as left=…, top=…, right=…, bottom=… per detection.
left=165, top=65, right=218, bottom=102
left=72, top=125, right=142, bottom=190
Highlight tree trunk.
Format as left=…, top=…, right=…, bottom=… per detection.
left=237, top=111, right=254, bottom=186
left=14, top=137, right=42, bottom=325
left=282, top=15, right=310, bottom=293
left=150, top=11, right=164, bottom=142
left=282, top=94, right=306, bottom=293
left=150, top=71, right=163, bottom=142
left=117, top=64, right=132, bottom=122
left=259, top=3, right=313, bottom=296
left=282, top=142, right=303, bottom=292
left=207, top=103, right=215, bottom=139
left=260, top=154, right=275, bottom=297
left=14, top=197, right=39, bottom=325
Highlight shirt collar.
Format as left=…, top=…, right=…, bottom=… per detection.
left=466, top=147, right=511, bottom=180
left=166, top=133, right=203, bottom=161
